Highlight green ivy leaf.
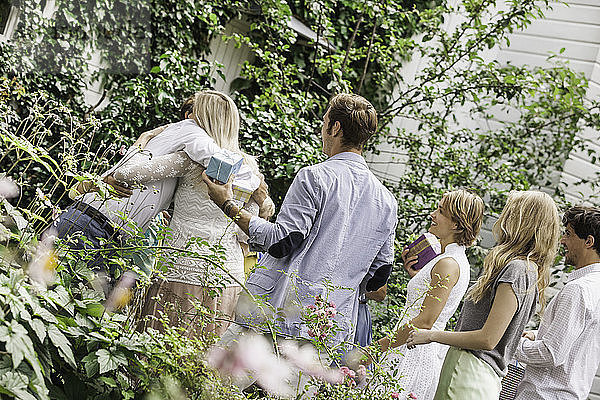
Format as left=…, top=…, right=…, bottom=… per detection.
left=84, top=303, right=105, bottom=317
left=47, top=325, right=76, bottom=368
left=96, top=349, right=127, bottom=374
left=82, top=353, right=99, bottom=378
left=28, top=318, right=46, bottom=343
left=99, top=376, right=117, bottom=388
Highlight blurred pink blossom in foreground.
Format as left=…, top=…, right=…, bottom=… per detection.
left=29, top=232, right=58, bottom=287
left=105, top=271, right=137, bottom=312
left=207, top=333, right=293, bottom=397
left=0, top=177, right=19, bottom=200
left=279, top=340, right=344, bottom=384
left=206, top=334, right=351, bottom=397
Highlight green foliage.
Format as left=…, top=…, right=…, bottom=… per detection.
left=2, top=0, right=600, bottom=396
left=0, top=81, right=246, bottom=399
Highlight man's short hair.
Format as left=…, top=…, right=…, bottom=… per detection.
left=179, top=95, right=195, bottom=120
left=327, top=93, right=377, bottom=148
left=563, top=206, right=600, bottom=256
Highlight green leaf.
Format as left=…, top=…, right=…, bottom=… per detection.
left=82, top=353, right=99, bottom=378
left=0, top=371, right=36, bottom=400
left=48, top=286, right=74, bottom=315
left=85, top=303, right=105, bottom=317
left=150, top=66, right=161, bottom=73
left=28, top=318, right=46, bottom=343
left=47, top=325, right=76, bottom=368
left=32, top=305, right=58, bottom=324
left=99, top=377, right=117, bottom=388
left=1, top=321, right=30, bottom=368
left=96, top=349, right=127, bottom=374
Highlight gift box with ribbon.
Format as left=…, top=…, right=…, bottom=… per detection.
left=205, top=150, right=244, bottom=184
left=232, top=184, right=254, bottom=205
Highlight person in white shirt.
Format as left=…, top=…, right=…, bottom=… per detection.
left=515, top=206, right=600, bottom=400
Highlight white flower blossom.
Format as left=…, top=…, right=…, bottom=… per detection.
left=0, top=177, right=19, bottom=200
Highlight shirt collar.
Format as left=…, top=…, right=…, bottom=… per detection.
left=567, top=262, right=600, bottom=282
left=327, top=152, right=367, bottom=166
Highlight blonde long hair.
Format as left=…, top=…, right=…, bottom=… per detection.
left=192, top=90, right=259, bottom=173
left=467, top=191, right=560, bottom=311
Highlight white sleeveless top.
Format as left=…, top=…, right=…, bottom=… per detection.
left=383, top=243, right=471, bottom=400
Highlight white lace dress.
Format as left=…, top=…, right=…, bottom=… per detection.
left=382, top=243, right=471, bottom=400
left=113, top=150, right=258, bottom=287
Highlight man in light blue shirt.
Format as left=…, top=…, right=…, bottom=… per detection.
left=203, top=93, right=398, bottom=346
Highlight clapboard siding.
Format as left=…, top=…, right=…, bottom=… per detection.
left=497, top=49, right=596, bottom=76
left=543, top=3, right=600, bottom=26
left=205, top=20, right=253, bottom=94
left=522, top=19, right=600, bottom=44
left=504, top=32, right=599, bottom=61
left=495, top=0, right=600, bottom=212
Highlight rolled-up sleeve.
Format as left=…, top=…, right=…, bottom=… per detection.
left=248, top=168, right=321, bottom=257
left=515, top=285, right=586, bottom=367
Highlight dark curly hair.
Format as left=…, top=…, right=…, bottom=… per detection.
left=563, top=206, right=600, bottom=256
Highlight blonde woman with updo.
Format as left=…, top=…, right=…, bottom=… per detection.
left=113, top=91, right=273, bottom=337
left=406, top=191, right=561, bottom=399
left=371, top=190, right=484, bottom=399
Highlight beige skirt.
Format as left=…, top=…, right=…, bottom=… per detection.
left=140, top=280, right=241, bottom=338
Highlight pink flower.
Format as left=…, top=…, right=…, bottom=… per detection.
left=279, top=341, right=344, bottom=384
left=340, top=366, right=356, bottom=379
left=308, top=328, right=315, bottom=337
left=206, top=334, right=294, bottom=397
left=357, top=364, right=366, bottom=377
left=391, top=392, right=400, bottom=399
left=119, top=145, right=127, bottom=155
left=307, top=304, right=316, bottom=311
left=325, top=307, right=337, bottom=317
left=328, top=301, right=336, bottom=308
left=407, top=393, right=417, bottom=399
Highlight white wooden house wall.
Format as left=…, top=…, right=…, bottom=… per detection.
left=81, top=19, right=254, bottom=111
left=204, top=19, right=254, bottom=94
